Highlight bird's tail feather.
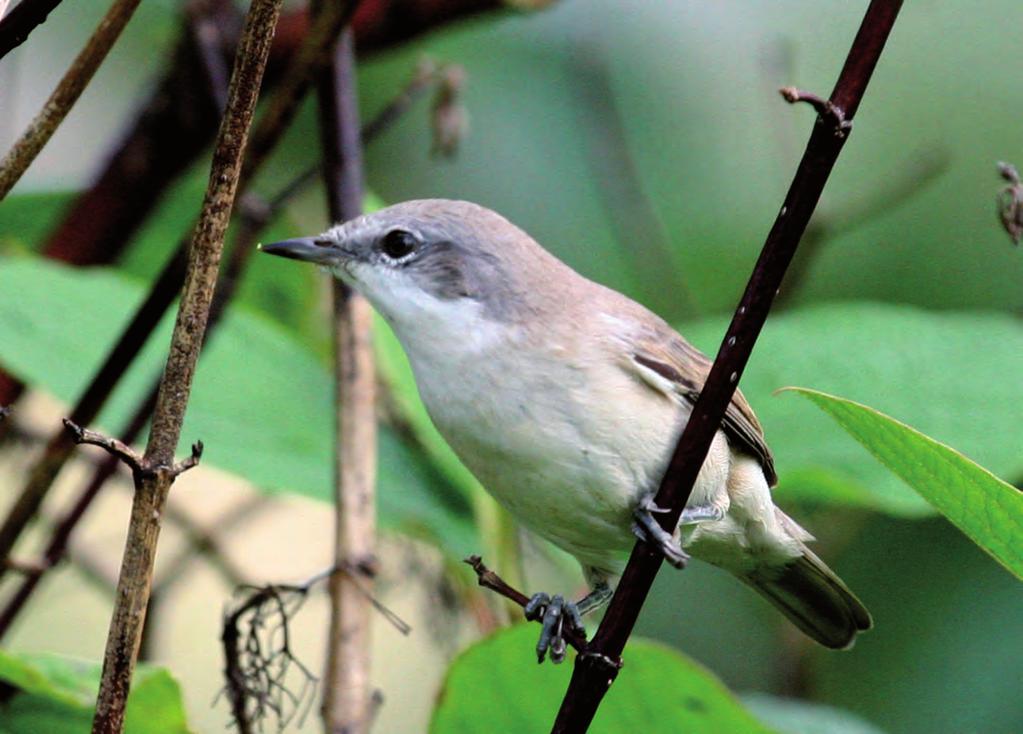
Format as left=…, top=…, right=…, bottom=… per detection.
left=741, top=544, right=872, bottom=649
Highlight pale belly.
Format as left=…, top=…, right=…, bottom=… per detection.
left=411, top=350, right=694, bottom=573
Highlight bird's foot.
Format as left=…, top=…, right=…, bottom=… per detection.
left=632, top=492, right=690, bottom=569
left=524, top=592, right=586, bottom=664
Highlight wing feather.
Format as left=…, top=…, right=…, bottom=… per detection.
left=619, top=321, right=777, bottom=486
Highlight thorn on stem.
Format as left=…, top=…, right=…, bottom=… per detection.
left=779, top=86, right=851, bottom=136
left=62, top=418, right=145, bottom=475
left=170, top=440, right=204, bottom=477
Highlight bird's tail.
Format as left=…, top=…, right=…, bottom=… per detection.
left=741, top=521, right=872, bottom=649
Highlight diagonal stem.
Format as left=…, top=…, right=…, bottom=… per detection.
left=550, top=2, right=905, bottom=731
left=90, top=2, right=284, bottom=731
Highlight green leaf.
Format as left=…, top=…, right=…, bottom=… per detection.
left=430, top=624, right=779, bottom=734
left=0, top=256, right=477, bottom=557
left=682, top=303, right=1023, bottom=516
left=742, top=694, right=887, bottom=734
left=787, top=388, right=1023, bottom=579
left=0, top=650, right=191, bottom=734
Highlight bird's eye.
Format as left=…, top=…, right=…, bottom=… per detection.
left=381, top=229, right=418, bottom=260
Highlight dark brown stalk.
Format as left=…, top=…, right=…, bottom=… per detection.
left=0, top=0, right=144, bottom=200
left=0, top=0, right=65, bottom=60
left=89, top=1, right=283, bottom=730
left=313, top=15, right=380, bottom=732
left=551, top=2, right=904, bottom=731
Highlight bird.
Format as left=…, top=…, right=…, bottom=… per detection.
left=261, top=198, right=872, bottom=663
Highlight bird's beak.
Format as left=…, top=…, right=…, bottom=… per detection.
left=259, top=237, right=343, bottom=265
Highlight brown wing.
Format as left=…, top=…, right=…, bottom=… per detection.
left=625, top=326, right=777, bottom=486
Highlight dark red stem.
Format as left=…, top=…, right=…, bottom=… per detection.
left=551, top=2, right=904, bottom=731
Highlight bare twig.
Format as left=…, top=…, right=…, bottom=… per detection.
left=62, top=419, right=146, bottom=476
left=464, top=555, right=586, bottom=653
left=0, top=0, right=144, bottom=200
left=312, top=9, right=381, bottom=731
left=997, top=161, right=1023, bottom=245
left=551, top=2, right=904, bottom=731
left=90, top=2, right=284, bottom=730
left=0, top=0, right=65, bottom=61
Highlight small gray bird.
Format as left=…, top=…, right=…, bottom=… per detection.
left=262, top=199, right=871, bottom=662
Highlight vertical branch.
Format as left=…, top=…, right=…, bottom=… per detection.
left=313, top=11, right=380, bottom=732
left=0, top=0, right=144, bottom=200
left=551, top=1, right=904, bottom=731
left=89, top=1, right=284, bottom=731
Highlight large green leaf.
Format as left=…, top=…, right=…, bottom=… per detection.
left=430, top=624, right=778, bottom=734
left=0, top=256, right=477, bottom=557
left=682, top=303, right=1023, bottom=516
left=0, top=650, right=191, bottom=734
left=786, top=388, right=1023, bottom=579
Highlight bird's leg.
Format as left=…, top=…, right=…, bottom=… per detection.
left=632, top=492, right=690, bottom=569
left=523, top=583, right=611, bottom=664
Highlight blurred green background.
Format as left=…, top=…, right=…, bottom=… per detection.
left=1, top=1, right=1022, bottom=732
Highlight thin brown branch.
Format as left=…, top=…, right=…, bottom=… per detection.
left=312, top=9, right=381, bottom=731
left=464, top=556, right=585, bottom=653
left=62, top=419, right=145, bottom=476
left=0, top=0, right=65, bottom=61
left=551, top=2, right=904, bottom=731
left=91, top=2, right=283, bottom=730
left=0, top=0, right=144, bottom=200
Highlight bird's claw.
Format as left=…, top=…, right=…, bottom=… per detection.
left=632, top=492, right=690, bottom=569
left=524, top=592, right=586, bottom=664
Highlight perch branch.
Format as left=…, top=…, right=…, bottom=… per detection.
left=312, top=11, right=381, bottom=732
left=0, top=0, right=144, bottom=200
left=551, top=2, right=904, bottom=731
left=90, top=2, right=283, bottom=731
left=465, top=555, right=585, bottom=653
